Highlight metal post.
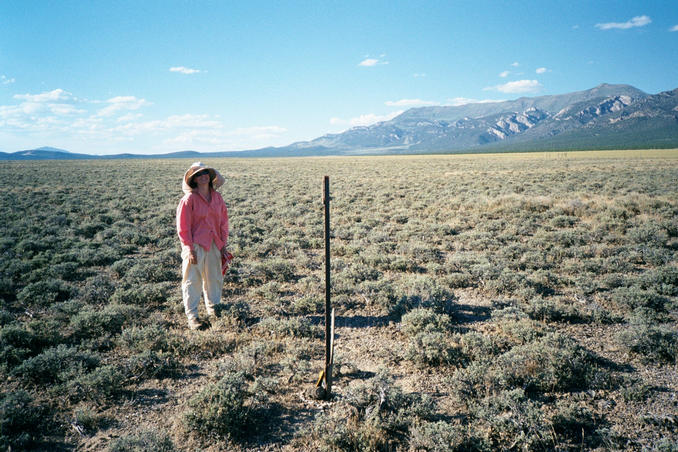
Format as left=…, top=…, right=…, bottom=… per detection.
left=323, top=175, right=332, bottom=397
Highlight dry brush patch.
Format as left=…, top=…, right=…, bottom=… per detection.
left=0, top=150, right=677, bottom=451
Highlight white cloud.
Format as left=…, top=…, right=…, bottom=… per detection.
left=511, top=62, right=520, bottom=67
left=14, top=89, right=75, bottom=102
left=413, top=73, right=427, bottom=78
left=499, top=70, right=510, bottom=78
left=359, top=58, right=379, bottom=67
left=1, top=75, right=15, bottom=85
left=484, top=79, right=542, bottom=94
left=330, top=110, right=403, bottom=128
left=595, top=15, right=651, bottom=30
left=385, top=99, right=440, bottom=107
left=446, top=97, right=504, bottom=106
left=358, top=56, right=388, bottom=67
left=536, top=67, right=548, bottom=74
left=170, top=66, right=202, bottom=74
left=670, top=25, right=678, bottom=32
left=225, top=125, right=287, bottom=137
left=96, top=96, right=150, bottom=117
left=163, top=124, right=286, bottom=149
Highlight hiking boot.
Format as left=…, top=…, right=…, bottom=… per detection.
left=187, top=317, right=204, bottom=330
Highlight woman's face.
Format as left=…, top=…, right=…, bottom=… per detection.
left=193, top=170, right=210, bottom=186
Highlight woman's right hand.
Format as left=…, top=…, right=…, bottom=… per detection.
left=189, top=249, right=198, bottom=264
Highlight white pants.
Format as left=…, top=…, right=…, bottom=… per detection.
left=182, top=242, right=223, bottom=321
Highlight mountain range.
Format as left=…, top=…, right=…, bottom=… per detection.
left=2, top=83, right=677, bottom=160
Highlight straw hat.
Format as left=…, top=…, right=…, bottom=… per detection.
left=182, top=162, right=225, bottom=194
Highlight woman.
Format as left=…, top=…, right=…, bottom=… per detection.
left=176, top=162, right=229, bottom=330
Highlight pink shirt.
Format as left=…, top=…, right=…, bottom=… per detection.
left=176, top=190, right=229, bottom=252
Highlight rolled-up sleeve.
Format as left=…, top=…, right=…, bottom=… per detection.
left=176, top=197, right=193, bottom=251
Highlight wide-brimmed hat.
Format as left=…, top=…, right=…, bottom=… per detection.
left=182, top=162, right=225, bottom=193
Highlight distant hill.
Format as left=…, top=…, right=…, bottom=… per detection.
left=2, top=83, right=676, bottom=160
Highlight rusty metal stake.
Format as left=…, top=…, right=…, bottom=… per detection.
left=323, top=175, right=333, bottom=398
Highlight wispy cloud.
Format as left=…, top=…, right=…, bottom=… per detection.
left=511, top=62, right=520, bottom=67
left=385, top=99, right=440, bottom=107
left=358, top=56, right=388, bottom=67
left=446, top=97, right=504, bottom=106
left=413, top=73, right=427, bottom=78
left=169, top=66, right=202, bottom=74
left=484, top=79, right=542, bottom=94
left=14, top=88, right=76, bottom=102
left=1, top=75, right=15, bottom=85
left=536, top=67, right=548, bottom=74
left=670, top=25, right=678, bottom=32
left=499, top=70, right=510, bottom=78
left=330, top=110, right=402, bottom=128
left=358, top=58, right=379, bottom=67
left=96, top=96, right=151, bottom=117
left=595, top=15, right=651, bottom=30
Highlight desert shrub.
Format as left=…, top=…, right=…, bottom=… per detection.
left=616, top=323, right=677, bottom=364
left=495, top=317, right=549, bottom=348
left=183, top=370, right=258, bottom=441
left=459, top=331, right=502, bottom=362
left=452, top=333, right=600, bottom=401
left=46, top=261, right=80, bottom=281
left=291, top=294, right=324, bottom=314
left=75, top=221, right=107, bottom=238
left=469, top=389, right=551, bottom=451
left=12, top=344, right=99, bottom=385
left=78, top=274, right=117, bottom=304
left=344, top=262, right=382, bottom=283
left=627, top=222, right=669, bottom=247
left=523, top=296, right=585, bottom=323
left=214, top=301, right=252, bottom=326
left=309, top=370, right=436, bottom=451
left=117, top=324, right=174, bottom=353
left=111, top=258, right=136, bottom=278
left=391, top=275, right=455, bottom=318
left=496, top=333, right=599, bottom=394
left=647, top=438, right=678, bottom=452
left=610, top=286, right=668, bottom=312
left=401, top=308, right=452, bottom=337
left=257, top=316, right=322, bottom=338
left=408, top=420, right=468, bottom=451
left=124, top=350, right=182, bottom=381
left=620, top=376, right=653, bottom=402
left=66, top=364, right=126, bottom=402
left=639, top=266, right=678, bottom=296
left=108, top=428, right=176, bottom=452
left=358, top=278, right=399, bottom=312
left=0, top=390, right=50, bottom=450
left=485, top=268, right=528, bottom=295
left=0, top=320, right=62, bottom=368
left=401, top=308, right=460, bottom=367
left=445, top=272, right=473, bottom=288
left=124, top=258, right=178, bottom=284
left=406, top=330, right=461, bottom=367
left=550, top=401, right=597, bottom=445
left=73, top=405, right=104, bottom=434
left=111, top=283, right=171, bottom=306
left=16, top=278, right=74, bottom=307
left=252, top=258, right=296, bottom=282
left=491, top=305, right=528, bottom=321
left=70, top=303, right=141, bottom=342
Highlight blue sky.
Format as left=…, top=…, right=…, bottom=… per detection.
left=1, top=0, right=677, bottom=155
